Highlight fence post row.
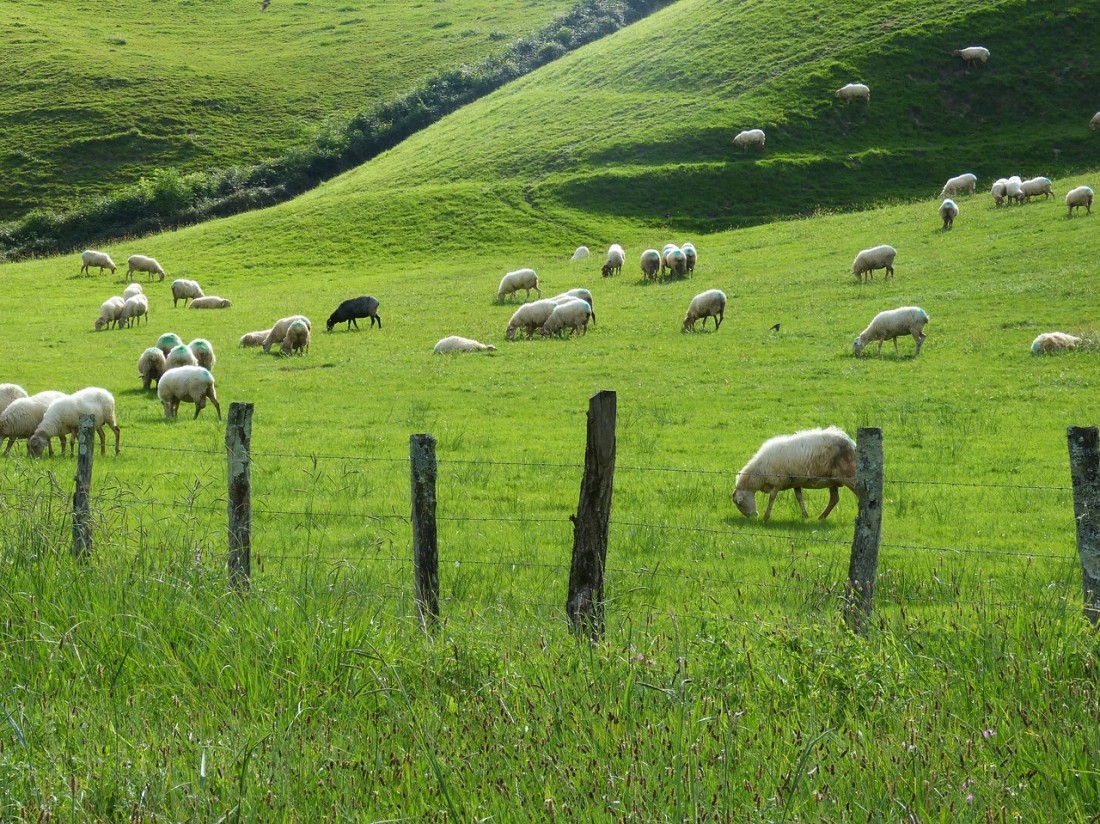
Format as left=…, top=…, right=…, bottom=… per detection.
left=1067, top=426, right=1100, bottom=625
left=71, top=414, right=96, bottom=560
left=567, top=390, right=617, bottom=641
left=410, top=434, right=440, bottom=630
left=226, top=402, right=253, bottom=592
left=846, top=427, right=883, bottom=633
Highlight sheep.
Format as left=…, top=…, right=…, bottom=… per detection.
left=540, top=299, right=593, bottom=338
left=127, top=254, right=166, bottom=282
left=941, top=173, right=977, bottom=197
left=991, top=178, right=1008, bottom=206
left=188, top=338, right=216, bottom=370
left=602, top=244, right=625, bottom=278
left=1031, top=332, right=1082, bottom=354
left=27, top=387, right=120, bottom=458
left=549, top=288, right=596, bottom=323
left=1005, top=175, right=1024, bottom=205
left=117, top=294, right=149, bottom=328
left=1066, top=185, right=1093, bottom=216
left=1019, top=176, right=1054, bottom=202
left=851, top=244, right=896, bottom=282
left=80, top=250, right=117, bottom=276
left=280, top=320, right=311, bottom=356
left=952, top=46, right=990, bottom=66
left=663, top=246, right=687, bottom=277
left=835, top=83, right=870, bottom=103
left=156, top=332, right=183, bottom=357
left=732, top=427, right=857, bottom=521
left=326, top=296, right=381, bottom=331
left=853, top=306, right=929, bottom=357
left=188, top=296, right=232, bottom=309
left=1, top=391, right=67, bottom=456
left=238, top=330, right=271, bottom=348
left=497, top=268, right=541, bottom=302
left=1091, top=111, right=1100, bottom=131
left=94, top=296, right=126, bottom=331
left=137, top=347, right=167, bottom=390
left=0, top=384, right=29, bottom=418
left=122, top=283, right=144, bottom=300
left=433, top=336, right=498, bottom=354
left=157, top=366, right=221, bottom=420
left=171, top=279, right=204, bottom=307
left=939, top=199, right=959, bottom=230
left=165, top=343, right=199, bottom=371
left=733, top=128, right=766, bottom=151
left=640, top=249, right=662, bottom=280
left=571, top=246, right=590, bottom=262
left=681, top=242, right=697, bottom=274
left=262, top=315, right=311, bottom=353
left=683, top=289, right=726, bottom=331
left=506, top=299, right=559, bottom=340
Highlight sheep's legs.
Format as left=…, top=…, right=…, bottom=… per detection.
left=914, top=331, right=925, bottom=355
left=715, top=311, right=724, bottom=330
left=817, top=487, right=841, bottom=520
left=762, top=490, right=780, bottom=520
left=793, top=488, right=810, bottom=518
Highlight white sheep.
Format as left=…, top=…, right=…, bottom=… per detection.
left=681, top=242, right=697, bottom=274
left=1091, top=111, right=1100, bottom=131
left=127, top=254, right=166, bottom=281
left=732, top=427, right=857, bottom=521
left=80, top=250, right=117, bottom=276
left=0, top=391, right=67, bottom=456
left=663, top=247, right=687, bottom=277
left=640, top=249, right=662, bottom=280
left=835, top=83, right=870, bottom=103
left=188, top=296, right=232, bottom=309
left=1066, top=185, right=1093, bottom=216
left=94, top=296, right=126, bottom=331
left=165, top=343, right=199, bottom=371
left=571, top=246, right=590, bottom=261
left=137, top=347, right=167, bottom=390
left=602, top=244, right=625, bottom=277
left=939, top=199, right=959, bottom=230
left=1031, top=332, right=1082, bottom=354
left=540, top=300, right=593, bottom=338
left=122, top=283, right=144, bottom=300
left=497, top=268, right=541, bottom=302
left=28, top=387, right=120, bottom=458
left=853, top=306, right=929, bottom=356
left=117, top=294, right=149, bottom=328
left=851, top=244, right=897, bottom=282
left=156, top=332, right=183, bottom=357
left=1019, top=176, right=1054, bottom=202
left=733, top=128, right=766, bottom=150
left=549, top=288, right=596, bottom=323
left=188, top=338, right=216, bottom=370
left=990, top=178, right=1008, bottom=206
left=506, top=299, right=559, bottom=340
left=157, top=366, right=222, bottom=420
left=952, top=46, right=990, bottom=66
left=262, top=315, right=311, bottom=353
left=433, top=336, right=498, bottom=354
left=0, top=384, right=29, bottom=417
left=279, top=320, right=310, bottom=356
left=171, top=278, right=204, bottom=307
left=238, top=329, right=271, bottom=348
left=683, top=289, right=727, bottom=331
left=941, top=173, right=977, bottom=197
left=1005, top=175, right=1024, bottom=204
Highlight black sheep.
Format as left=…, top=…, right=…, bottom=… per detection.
left=326, top=296, right=381, bottom=332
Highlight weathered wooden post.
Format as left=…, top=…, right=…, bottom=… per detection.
left=410, top=433, right=439, bottom=629
left=71, top=414, right=96, bottom=560
left=1067, top=426, right=1100, bottom=625
left=846, top=427, right=883, bottom=633
left=226, top=402, right=253, bottom=591
left=566, top=390, right=617, bottom=641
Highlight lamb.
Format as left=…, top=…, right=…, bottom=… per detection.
left=0, top=391, right=67, bottom=456
left=683, top=289, right=727, bottom=331
left=117, top=294, right=149, bottom=328
left=157, top=366, right=221, bottom=420
left=238, top=329, right=271, bottom=348
left=1031, top=332, right=1082, bottom=354
left=1091, top=112, right=1100, bottom=131
left=540, top=299, right=593, bottom=338
left=27, top=387, right=120, bottom=458
left=939, top=199, right=958, bottom=230
left=506, top=299, right=559, bottom=340
left=732, top=427, right=857, bottom=521
left=94, top=296, right=126, bottom=331
left=681, top=242, right=697, bottom=274
left=1019, top=176, right=1054, bottom=202
left=941, top=173, right=977, bottom=197
left=280, top=320, right=311, bottom=356
left=835, top=83, right=870, bottom=103
left=640, top=249, right=662, bottom=280
left=171, top=279, right=204, bottom=307
left=122, top=283, right=144, bottom=300
left=165, top=343, right=199, bottom=371
left=602, top=244, right=625, bottom=277
left=326, top=295, right=381, bottom=331
left=127, top=254, right=166, bottom=281
left=497, top=268, right=541, bottom=302
left=663, top=247, right=687, bottom=277
left=433, top=336, right=498, bottom=354
left=1004, top=175, right=1024, bottom=205
left=0, top=384, right=29, bottom=417
left=137, top=347, right=167, bottom=390
left=990, top=178, right=1008, bottom=206
left=1066, top=185, right=1093, bottom=216
left=188, top=338, right=216, bottom=370
left=851, top=244, right=897, bottom=282
left=571, top=246, right=590, bottom=261
left=952, top=46, right=990, bottom=66
left=80, top=250, right=117, bottom=276
left=262, top=315, right=311, bottom=353
left=156, top=332, right=183, bottom=357
left=188, top=296, right=232, bottom=309
left=853, top=306, right=929, bottom=356
left=549, top=288, right=595, bottom=323
left=732, top=128, right=766, bottom=150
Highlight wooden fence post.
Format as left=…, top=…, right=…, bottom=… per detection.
left=71, top=414, right=96, bottom=560
left=226, top=402, right=253, bottom=591
left=846, top=427, right=883, bottom=632
left=410, top=433, right=439, bottom=629
left=566, top=390, right=617, bottom=640
left=1067, top=426, right=1100, bottom=625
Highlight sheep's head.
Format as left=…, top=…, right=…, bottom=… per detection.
left=732, top=489, right=757, bottom=517
left=94, top=318, right=107, bottom=331
left=853, top=337, right=867, bottom=356
left=325, top=316, right=337, bottom=332
left=505, top=326, right=517, bottom=341
left=27, top=434, right=47, bottom=459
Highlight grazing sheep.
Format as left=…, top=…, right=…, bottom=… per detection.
left=238, top=330, right=271, bottom=348
left=171, top=279, right=204, bottom=307
left=262, top=315, right=311, bottom=353
left=165, top=343, right=199, bottom=371
left=280, top=320, right=311, bottom=356
left=571, top=246, right=590, bottom=262
left=28, top=387, right=120, bottom=458
left=541, top=300, right=593, bottom=338
left=681, top=242, right=697, bottom=274
left=433, top=336, right=497, bottom=354
left=602, top=244, right=625, bottom=278
left=663, top=247, right=687, bottom=277
left=733, top=128, right=766, bottom=150
left=1031, top=332, right=1082, bottom=354
left=952, top=46, right=990, bottom=66
left=851, top=245, right=897, bottom=282
left=188, top=338, right=216, bottom=370
left=127, top=254, right=166, bottom=282
left=991, top=178, right=1008, bottom=206
left=137, top=348, right=167, bottom=390
left=122, top=283, right=144, bottom=300
left=1091, top=112, right=1100, bottom=131
left=640, top=249, right=662, bottom=280
left=326, top=295, right=381, bottom=331
left=0, top=384, right=29, bottom=417
left=835, top=83, right=870, bottom=103
left=188, top=296, right=232, bottom=309
left=939, top=199, right=959, bottom=230
left=1019, top=176, right=1054, bottom=202
left=732, top=427, right=857, bottom=521
left=941, top=173, right=977, bottom=197
left=506, top=299, right=559, bottom=340
left=1066, top=185, right=1093, bottom=216
left=497, top=268, right=541, bottom=302
left=156, top=332, right=184, bottom=357
left=1005, top=175, right=1024, bottom=205
left=683, top=289, right=727, bottom=331
left=853, top=306, right=929, bottom=357
left=94, top=296, right=126, bottom=331
left=549, top=288, right=596, bottom=323
left=117, top=294, right=149, bottom=328
left=157, top=366, right=221, bottom=420
left=80, top=250, right=117, bottom=276
left=1, top=391, right=67, bottom=456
